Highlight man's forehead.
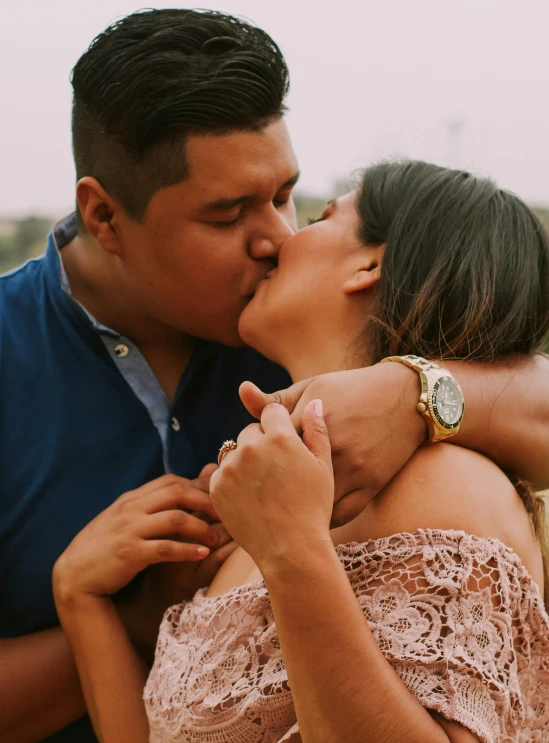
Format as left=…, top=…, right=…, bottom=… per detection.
left=185, top=120, right=298, bottom=196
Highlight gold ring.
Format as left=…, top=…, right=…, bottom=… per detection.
left=218, top=439, right=237, bottom=465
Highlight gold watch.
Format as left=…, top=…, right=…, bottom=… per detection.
left=380, top=355, right=465, bottom=443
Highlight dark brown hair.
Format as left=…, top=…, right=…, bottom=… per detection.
left=356, top=160, right=549, bottom=607
left=71, top=9, right=289, bottom=225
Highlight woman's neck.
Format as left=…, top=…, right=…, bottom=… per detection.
left=282, top=335, right=366, bottom=383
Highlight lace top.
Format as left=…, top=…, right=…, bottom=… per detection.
left=144, top=530, right=549, bottom=743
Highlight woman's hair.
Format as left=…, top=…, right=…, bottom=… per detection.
left=356, top=160, right=549, bottom=363
left=355, top=160, right=549, bottom=607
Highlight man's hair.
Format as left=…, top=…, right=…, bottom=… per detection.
left=71, top=9, right=289, bottom=222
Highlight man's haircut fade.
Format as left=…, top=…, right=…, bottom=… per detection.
left=71, top=9, right=290, bottom=225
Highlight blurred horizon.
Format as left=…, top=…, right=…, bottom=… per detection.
left=1, top=0, right=549, bottom=217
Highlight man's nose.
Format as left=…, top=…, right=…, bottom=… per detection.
left=249, top=206, right=296, bottom=260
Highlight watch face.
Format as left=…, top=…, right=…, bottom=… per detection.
left=432, top=377, right=464, bottom=427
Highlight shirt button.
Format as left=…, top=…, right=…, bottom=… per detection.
left=171, top=417, right=180, bottom=432
left=114, top=344, right=129, bottom=358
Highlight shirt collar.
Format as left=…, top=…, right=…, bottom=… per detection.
left=44, top=213, right=119, bottom=337
left=42, top=212, right=221, bottom=363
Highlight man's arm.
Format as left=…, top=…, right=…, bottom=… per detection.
left=54, top=594, right=150, bottom=743
left=0, top=630, right=85, bottom=743
left=0, top=469, right=233, bottom=742
left=448, top=353, right=549, bottom=489
left=0, top=592, right=167, bottom=743
left=240, top=352, right=549, bottom=511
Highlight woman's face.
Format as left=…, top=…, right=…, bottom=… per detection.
left=239, top=190, right=379, bottom=379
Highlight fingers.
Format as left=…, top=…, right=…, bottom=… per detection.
left=198, top=463, right=218, bottom=478
left=124, top=474, right=191, bottom=501
left=140, top=510, right=219, bottom=548
left=239, top=378, right=314, bottom=420
left=212, top=424, right=263, bottom=480
left=144, top=540, right=210, bottom=565
left=301, top=399, right=333, bottom=469
left=209, top=520, right=233, bottom=547
left=142, top=481, right=217, bottom=517
left=260, top=402, right=297, bottom=437
left=194, top=540, right=238, bottom=584
left=236, top=422, right=262, bottom=447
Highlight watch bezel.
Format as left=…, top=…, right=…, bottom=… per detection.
left=429, top=375, right=465, bottom=429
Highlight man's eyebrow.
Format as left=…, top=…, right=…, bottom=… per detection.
left=202, top=171, right=301, bottom=212
left=203, top=195, right=251, bottom=212
left=284, top=171, right=301, bottom=189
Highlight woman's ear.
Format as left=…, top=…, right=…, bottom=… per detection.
left=76, top=177, right=124, bottom=256
left=342, top=247, right=384, bottom=296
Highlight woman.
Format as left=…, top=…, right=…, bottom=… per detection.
left=53, top=161, right=549, bottom=742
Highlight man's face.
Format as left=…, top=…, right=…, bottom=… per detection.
left=115, top=118, right=299, bottom=346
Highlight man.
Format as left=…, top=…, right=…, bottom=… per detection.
left=1, top=9, right=548, bottom=743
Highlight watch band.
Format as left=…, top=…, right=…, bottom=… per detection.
left=379, top=354, right=463, bottom=444
left=380, top=354, right=440, bottom=374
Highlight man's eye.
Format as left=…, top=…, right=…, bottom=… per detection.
left=209, top=216, right=240, bottom=228
left=273, top=198, right=290, bottom=208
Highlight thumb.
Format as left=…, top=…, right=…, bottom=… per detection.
left=301, top=399, right=332, bottom=470
left=239, top=378, right=315, bottom=421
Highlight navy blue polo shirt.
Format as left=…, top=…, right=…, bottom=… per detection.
left=0, top=214, right=290, bottom=742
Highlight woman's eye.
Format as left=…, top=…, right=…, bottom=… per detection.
left=307, top=216, right=324, bottom=225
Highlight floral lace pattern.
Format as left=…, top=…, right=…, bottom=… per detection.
left=144, top=530, right=549, bottom=743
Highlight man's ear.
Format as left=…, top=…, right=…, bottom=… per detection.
left=76, top=177, right=125, bottom=256
left=342, top=248, right=384, bottom=296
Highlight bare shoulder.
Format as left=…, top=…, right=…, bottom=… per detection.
left=334, top=443, right=543, bottom=583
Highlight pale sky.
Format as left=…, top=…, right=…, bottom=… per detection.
left=1, top=0, right=548, bottom=217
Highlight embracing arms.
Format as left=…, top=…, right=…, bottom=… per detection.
left=241, top=352, right=549, bottom=514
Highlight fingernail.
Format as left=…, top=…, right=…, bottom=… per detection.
left=209, top=531, right=219, bottom=546
left=313, top=399, right=323, bottom=416
left=197, top=546, right=210, bottom=557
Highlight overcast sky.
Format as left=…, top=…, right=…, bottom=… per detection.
left=1, top=0, right=548, bottom=217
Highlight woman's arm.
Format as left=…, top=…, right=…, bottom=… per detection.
left=263, top=541, right=476, bottom=743
left=54, top=594, right=149, bottom=743
left=210, top=403, right=483, bottom=743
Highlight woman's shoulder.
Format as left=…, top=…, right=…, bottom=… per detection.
left=333, top=443, right=544, bottom=585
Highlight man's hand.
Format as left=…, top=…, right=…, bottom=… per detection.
left=240, top=363, right=425, bottom=526
left=53, top=473, right=222, bottom=604
left=140, top=465, right=236, bottom=602
left=116, top=465, right=237, bottom=659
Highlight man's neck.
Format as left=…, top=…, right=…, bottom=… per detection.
left=61, top=234, right=195, bottom=402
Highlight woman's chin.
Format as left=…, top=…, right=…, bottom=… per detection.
left=238, top=304, right=282, bottom=365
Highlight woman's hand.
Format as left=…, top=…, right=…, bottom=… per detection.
left=239, top=365, right=425, bottom=526
left=53, top=474, right=221, bottom=604
left=209, top=400, right=334, bottom=572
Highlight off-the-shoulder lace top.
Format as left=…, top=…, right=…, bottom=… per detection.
left=144, top=530, right=549, bottom=743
